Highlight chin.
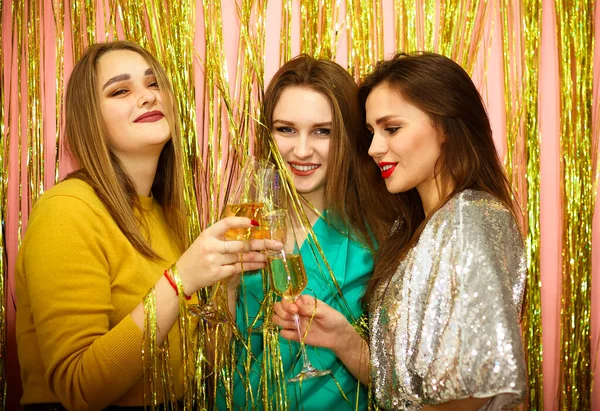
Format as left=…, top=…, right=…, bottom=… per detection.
left=384, top=181, right=410, bottom=195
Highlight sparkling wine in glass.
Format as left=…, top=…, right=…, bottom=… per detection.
left=189, top=157, right=276, bottom=322
left=249, top=170, right=286, bottom=333
left=265, top=212, right=331, bottom=382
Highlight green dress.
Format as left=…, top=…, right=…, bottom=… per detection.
left=218, top=213, right=373, bottom=410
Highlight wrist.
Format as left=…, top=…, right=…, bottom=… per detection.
left=165, top=264, right=192, bottom=300
left=332, top=322, right=363, bottom=354
left=173, top=259, right=196, bottom=297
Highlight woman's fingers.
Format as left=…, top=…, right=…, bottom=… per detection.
left=248, top=238, right=284, bottom=251
left=294, top=295, right=320, bottom=317
left=279, top=329, right=300, bottom=341
left=273, top=300, right=298, bottom=321
left=220, top=239, right=251, bottom=254
left=272, top=310, right=297, bottom=330
left=206, top=216, right=258, bottom=238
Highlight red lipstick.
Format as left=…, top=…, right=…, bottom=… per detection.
left=289, top=161, right=320, bottom=177
left=134, top=110, right=164, bottom=123
left=378, top=162, right=397, bottom=179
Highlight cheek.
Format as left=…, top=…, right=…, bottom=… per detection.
left=316, top=140, right=330, bottom=162
left=388, top=137, right=412, bottom=158
left=273, top=136, right=293, bottom=158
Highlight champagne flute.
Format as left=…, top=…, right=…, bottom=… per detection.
left=248, top=170, right=286, bottom=333
left=265, top=211, right=332, bottom=382
left=189, top=157, right=276, bottom=323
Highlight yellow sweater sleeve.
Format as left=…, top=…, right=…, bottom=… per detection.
left=22, top=193, right=147, bottom=410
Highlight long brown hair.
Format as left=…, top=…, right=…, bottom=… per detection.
left=359, top=52, right=518, bottom=306
left=259, top=55, right=399, bottom=251
left=64, top=41, right=188, bottom=258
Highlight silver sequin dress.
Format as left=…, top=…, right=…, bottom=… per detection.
left=370, top=190, right=527, bottom=410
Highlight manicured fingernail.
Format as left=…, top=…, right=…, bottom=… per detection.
left=250, top=219, right=259, bottom=227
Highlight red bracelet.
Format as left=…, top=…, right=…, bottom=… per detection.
left=164, top=268, right=192, bottom=300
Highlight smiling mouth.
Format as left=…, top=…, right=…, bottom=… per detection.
left=289, top=162, right=320, bottom=176
left=290, top=163, right=319, bottom=172
left=378, top=162, right=397, bottom=179
left=135, top=110, right=164, bottom=123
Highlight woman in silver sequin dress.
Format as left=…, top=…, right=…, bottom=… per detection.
left=272, top=52, right=527, bottom=410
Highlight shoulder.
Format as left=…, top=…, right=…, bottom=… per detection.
left=25, top=178, right=114, bottom=239
left=422, top=190, right=525, bottom=274
left=20, top=179, right=115, bottom=266
left=434, top=190, right=520, bottom=237
left=435, top=191, right=526, bottom=307
left=32, top=178, right=108, bottom=218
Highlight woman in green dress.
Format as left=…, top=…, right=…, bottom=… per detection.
left=219, top=55, right=398, bottom=410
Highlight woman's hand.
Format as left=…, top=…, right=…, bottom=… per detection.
left=273, top=295, right=371, bottom=384
left=225, top=237, right=283, bottom=291
left=176, top=217, right=275, bottom=296
left=272, top=295, right=354, bottom=351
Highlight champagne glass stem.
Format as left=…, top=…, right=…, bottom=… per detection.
left=293, top=312, right=313, bottom=368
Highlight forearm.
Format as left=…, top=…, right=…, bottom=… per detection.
left=130, top=274, right=182, bottom=343
left=52, top=276, right=182, bottom=409
left=332, top=325, right=371, bottom=385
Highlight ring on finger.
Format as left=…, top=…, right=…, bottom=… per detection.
left=224, top=238, right=229, bottom=253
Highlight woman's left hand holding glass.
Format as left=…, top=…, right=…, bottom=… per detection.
left=272, top=295, right=371, bottom=384
left=272, top=295, right=353, bottom=350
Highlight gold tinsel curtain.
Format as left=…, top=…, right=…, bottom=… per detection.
left=1, top=0, right=599, bottom=409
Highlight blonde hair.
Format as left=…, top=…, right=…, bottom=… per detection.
left=64, top=40, right=188, bottom=258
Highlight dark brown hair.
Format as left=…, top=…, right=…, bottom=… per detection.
left=64, top=41, right=188, bottom=258
left=359, top=52, right=518, bottom=306
left=259, top=55, right=399, bottom=251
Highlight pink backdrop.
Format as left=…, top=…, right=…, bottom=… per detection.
left=1, top=1, right=598, bottom=409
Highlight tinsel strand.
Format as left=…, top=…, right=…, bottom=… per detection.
left=26, top=0, right=44, bottom=208
left=522, top=0, right=544, bottom=408
left=280, top=0, right=292, bottom=65
left=52, top=0, right=64, bottom=184
left=201, top=1, right=238, bottom=407
left=556, top=0, right=595, bottom=409
left=142, top=288, right=161, bottom=409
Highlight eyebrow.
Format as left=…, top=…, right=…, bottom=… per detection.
left=102, top=68, right=155, bottom=90
left=375, top=115, right=402, bottom=125
left=272, top=119, right=332, bottom=127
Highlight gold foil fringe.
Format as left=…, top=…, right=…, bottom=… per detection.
left=522, top=0, right=543, bottom=408
left=556, top=0, right=595, bottom=409
left=5, top=1, right=596, bottom=410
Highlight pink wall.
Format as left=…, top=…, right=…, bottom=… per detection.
left=1, top=1, right=598, bottom=410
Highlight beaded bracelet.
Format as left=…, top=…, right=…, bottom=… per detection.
left=164, top=266, right=192, bottom=300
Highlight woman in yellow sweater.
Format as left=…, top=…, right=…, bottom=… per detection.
left=15, top=41, right=269, bottom=410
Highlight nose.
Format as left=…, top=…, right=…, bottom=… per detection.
left=292, top=134, right=312, bottom=159
left=368, top=131, right=387, bottom=160
left=138, top=88, right=157, bottom=107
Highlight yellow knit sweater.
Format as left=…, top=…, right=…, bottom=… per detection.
left=16, top=178, right=188, bottom=410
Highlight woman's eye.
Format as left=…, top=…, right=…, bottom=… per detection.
left=275, top=127, right=294, bottom=134
left=314, top=128, right=330, bottom=136
left=385, top=127, right=400, bottom=135
left=110, top=89, right=128, bottom=97
left=149, top=81, right=159, bottom=88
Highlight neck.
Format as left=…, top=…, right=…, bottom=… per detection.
left=300, top=187, right=325, bottom=224
left=417, top=177, right=451, bottom=217
left=120, top=154, right=160, bottom=197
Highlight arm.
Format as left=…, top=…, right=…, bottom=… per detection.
left=24, top=196, right=265, bottom=409
left=272, top=295, right=370, bottom=384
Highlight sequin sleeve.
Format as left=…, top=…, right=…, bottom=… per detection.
left=423, top=192, right=527, bottom=408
